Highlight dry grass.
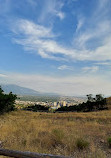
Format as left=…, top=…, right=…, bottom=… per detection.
left=0, top=110, right=111, bottom=158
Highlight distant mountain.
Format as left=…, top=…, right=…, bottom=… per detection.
left=1, top=84, right=59, bottom=96
left=1, top=84, right=40, bottom=96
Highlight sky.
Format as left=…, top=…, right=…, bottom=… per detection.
left=0, top=0, right=111, bottom=96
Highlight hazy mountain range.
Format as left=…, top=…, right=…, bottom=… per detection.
left=1, top=84, right=59, bottom=96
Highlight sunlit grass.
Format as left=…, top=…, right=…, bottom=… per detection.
left=0, top=110, right=111, bottom=157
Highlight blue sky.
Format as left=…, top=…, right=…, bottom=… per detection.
left=0, top=0, right=111, bottom=96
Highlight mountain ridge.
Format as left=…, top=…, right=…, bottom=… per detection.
left=1, top=84, right=59, bottom=96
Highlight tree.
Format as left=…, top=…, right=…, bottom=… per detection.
left=95, top=94, right=106, bottom=109
left=24, top=104, right=49, bottom=112
left=86, top=94, right=94, bottom=102
left=95, top=94, right=104, bottom=102
left=0, top=86, right=17, bottom=114
left=86, top=94, right=107, bottom=111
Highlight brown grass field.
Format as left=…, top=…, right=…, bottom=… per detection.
left=0, top=110, right=111, bottom=158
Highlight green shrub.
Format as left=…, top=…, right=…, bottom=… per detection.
left=76, top=138, right=89, bottom=150
left=107, top=137, right=111, bottom=148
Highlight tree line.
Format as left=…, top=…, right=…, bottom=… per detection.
left=56, top=94, right=108, bottom=112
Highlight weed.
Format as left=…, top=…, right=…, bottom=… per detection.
left=76, top=138, right=89, bottom=150
left=107, top=137, right=111, bottom=148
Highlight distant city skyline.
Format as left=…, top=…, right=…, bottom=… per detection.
left=0, top=0, right=111, bottom=96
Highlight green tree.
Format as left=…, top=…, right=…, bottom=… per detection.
left=86, top=94, right=94, bottom=102
left=95, top=94, right=104, bottom=102
left=0, top=86, right=17, bottom=114
left=95, top=94, right=106, bottom=109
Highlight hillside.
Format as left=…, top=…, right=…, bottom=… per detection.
left=0, top=110, right=111, bottom=158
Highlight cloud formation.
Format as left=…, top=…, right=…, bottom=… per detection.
left=58, top=65, right=73, bottom=70
left=82, top=66, right=99, bottom=73
left=12, top=1, right=111, bottom=62
left=38, top=0, right=65, bottom=23
left=0, top=73, right=7, bottom=77
left=95, top=62, right=111, bottom=66
left=1, top=0, right=111, bottom=63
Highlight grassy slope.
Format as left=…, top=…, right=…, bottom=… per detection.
left=0, top=110, right=111, bottom=158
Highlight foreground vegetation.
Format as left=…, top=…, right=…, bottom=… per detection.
left=0, top=110, right=111, bottom=158
left=0, top=87, right=17, bottom=114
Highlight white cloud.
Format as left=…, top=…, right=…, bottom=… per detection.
left=56, top=12, right=65, bottom=20
left=11, top=0, right=111, bottom=62
left=12, top=18, right=111, bottom=62
left=95, top=62, right=111, bottom=66
left=73, top=0, right=111, bottom=53
left=38, top=0, right=65, bottom=23
left=0, top=73, right=7, bottom=77
left=74, top=19, right=111, bottom=49
left=76, top=16, right=85, bottom=32
left=58, top=65, right=73, bottom=70
left=12, top=19, right=54, bottom=38
left=82, top=66, right=99, bottom=73
left=12, top=19, right=75, bottom=60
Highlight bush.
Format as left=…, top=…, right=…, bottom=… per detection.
left=76, top=138, right=89, bottom=150
left=24, top=104, right=49, bottom=112
left=107, top=137, right=111, bottom=148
